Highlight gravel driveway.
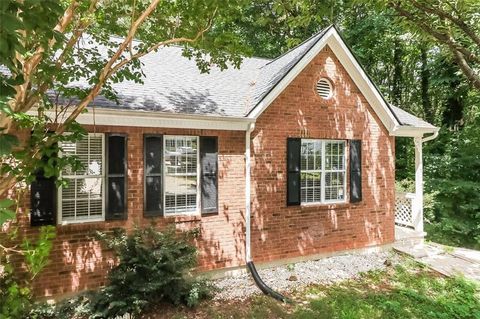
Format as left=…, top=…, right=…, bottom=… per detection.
left=213, top=250, right=399, bottom=300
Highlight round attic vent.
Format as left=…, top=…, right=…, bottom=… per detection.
left=316, top=78, right=333, bottom=99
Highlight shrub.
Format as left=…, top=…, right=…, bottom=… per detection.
left=29, top=226, right=212, bottom=319
left=0, top=263, right=31, bottom=318
left=1, top=225, right=56, bottom=319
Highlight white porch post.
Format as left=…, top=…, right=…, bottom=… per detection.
left=413, top=136, right=424, bottom=233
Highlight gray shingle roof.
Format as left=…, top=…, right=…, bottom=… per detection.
left=81, top=30, right=328, bottom=118
left=389, top=105, right=436, bottom=129
left=2, top=28, right=434, bottom=129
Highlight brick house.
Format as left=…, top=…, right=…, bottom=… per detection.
left=13, top=26, right=438, bottom=298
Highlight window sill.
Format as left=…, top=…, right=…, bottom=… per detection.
left=56, top=219, right=113, bottom=234
left=163, top=214, right=202, bottom=223
left=299, top=201, right=351, bottom=212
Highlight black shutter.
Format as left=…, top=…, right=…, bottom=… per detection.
left=144, top=135, right=163, bottom=217
left=30, top=139, right=57, bottom=226
left=287, top=138, right=301, bottom=206
left=106, top=134, right=128, bottom=220
left=349, top=139, right=362, bottom=203
left=30, top=175, right=56, bottom=226
left=200, top=136, right=218, bottom=214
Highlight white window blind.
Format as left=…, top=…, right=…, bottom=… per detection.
left=164, top=136, right=199, bottom=215
left=59, top=133, right=105, bottom=222
left=300, top=139, right=346, bottom=204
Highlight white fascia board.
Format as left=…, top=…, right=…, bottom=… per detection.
left=33, top=108, right=254, bottom=131
left=391, top=126, right=439, bottom=137
left=247, top=28, right=400, bottom=134
left=326, top=32, right=399, bottom=132
left=247, top=28, right=334, bottom=119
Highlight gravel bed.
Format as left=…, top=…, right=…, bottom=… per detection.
left=213, top=250, right=400, bottom=300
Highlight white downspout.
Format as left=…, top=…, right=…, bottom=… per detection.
left=245, top=123, right=255, bottom=263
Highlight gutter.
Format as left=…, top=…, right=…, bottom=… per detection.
left=244, top=123, right=290, bottom=303
left=421, top=129, right=439, bottom=143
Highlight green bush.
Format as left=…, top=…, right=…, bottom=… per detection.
left=1, top=225, right=56, bottom=319
left=92, top=226, right=211, bottom=316
left=0, top=263, right=31, bottom=318
left=31, top=226, right=213, bottom=318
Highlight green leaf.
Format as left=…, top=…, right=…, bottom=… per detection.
left=0, top=198, right=16, bottom=224
left=0, top=198, right=15, bottom=208
left=0, top=133, right=19, bottom=155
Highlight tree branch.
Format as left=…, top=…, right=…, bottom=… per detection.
left=408, top=0, right=480, bottom=48
left=391, top=3, right=480, bottom=90
left=452, top=49, right=480, bottom=90
left=107, top=12, right=216, bottom=78
left=55, top=0, right=164, bottom=135
left=17, top=1, right=80, bottom=109
left=18, top=0, right=99, bottom=114
left=391, top=2, right=479, bottom=64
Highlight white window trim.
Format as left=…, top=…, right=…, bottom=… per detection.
left=162, top=135, right=201, bottom=217
left=58, top=133, right=106, bottom=225
left=300, top=139, right=347, bottom=205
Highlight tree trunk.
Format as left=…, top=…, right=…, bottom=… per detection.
left=420, top=46, right=433, bottom=123
left=391, top=38, right=403, bottom=106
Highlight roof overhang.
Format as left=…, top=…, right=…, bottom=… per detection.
left=391, top=125, right=440, bottom=138
left=31, top=107, right=255, bottom=131
left=247, top=26, right=403, bottom=134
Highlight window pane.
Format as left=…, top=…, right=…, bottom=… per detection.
left=325, top=172, right=345, bottom=201
left=300, top=139, right=345, bottom=204
left=60, top=134, right=104, bottom=222
left=314, top=141, right=322, bottom=170
left=164, top=136, right=198, bottom=215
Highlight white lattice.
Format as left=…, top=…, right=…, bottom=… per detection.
left=395, top=192, right=415, bottom=228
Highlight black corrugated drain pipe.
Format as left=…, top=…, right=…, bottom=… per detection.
left=246, top=261, right=291, bottom=303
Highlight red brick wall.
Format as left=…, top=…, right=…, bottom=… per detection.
left=249, top=45, right=395, bottom=263
left=3, top=44, right=395, bottom=298
left=4, top=127, right=247, bottom=298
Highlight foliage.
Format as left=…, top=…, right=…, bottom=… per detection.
left=0, top=263, right=31, bottom=319
left=424, top=107, right=480, bottom=249
left=29, top=226, right=213, bottom=318
left=0, top=225, right=56, bottom=319
left=0, top=198, right=15, bottom=225
left=21, top=226, right=57, bottom=279
left=92, top=226, right=210, bottom=316
left=383, top=0, right=480, bottom=91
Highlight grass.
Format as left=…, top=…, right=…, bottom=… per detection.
left=142, top=259, right=480, bottom=319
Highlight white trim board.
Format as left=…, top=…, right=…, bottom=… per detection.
left=33, top=108, right=254, bottom=131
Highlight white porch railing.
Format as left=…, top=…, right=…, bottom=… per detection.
left=395, top=192, right=416, bottom=229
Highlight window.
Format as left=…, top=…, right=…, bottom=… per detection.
left=300, top=139, right=346, bottom=204
left=163, top=136, right=199, bottom=215
left=59, top=133, right=105, bottom=223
